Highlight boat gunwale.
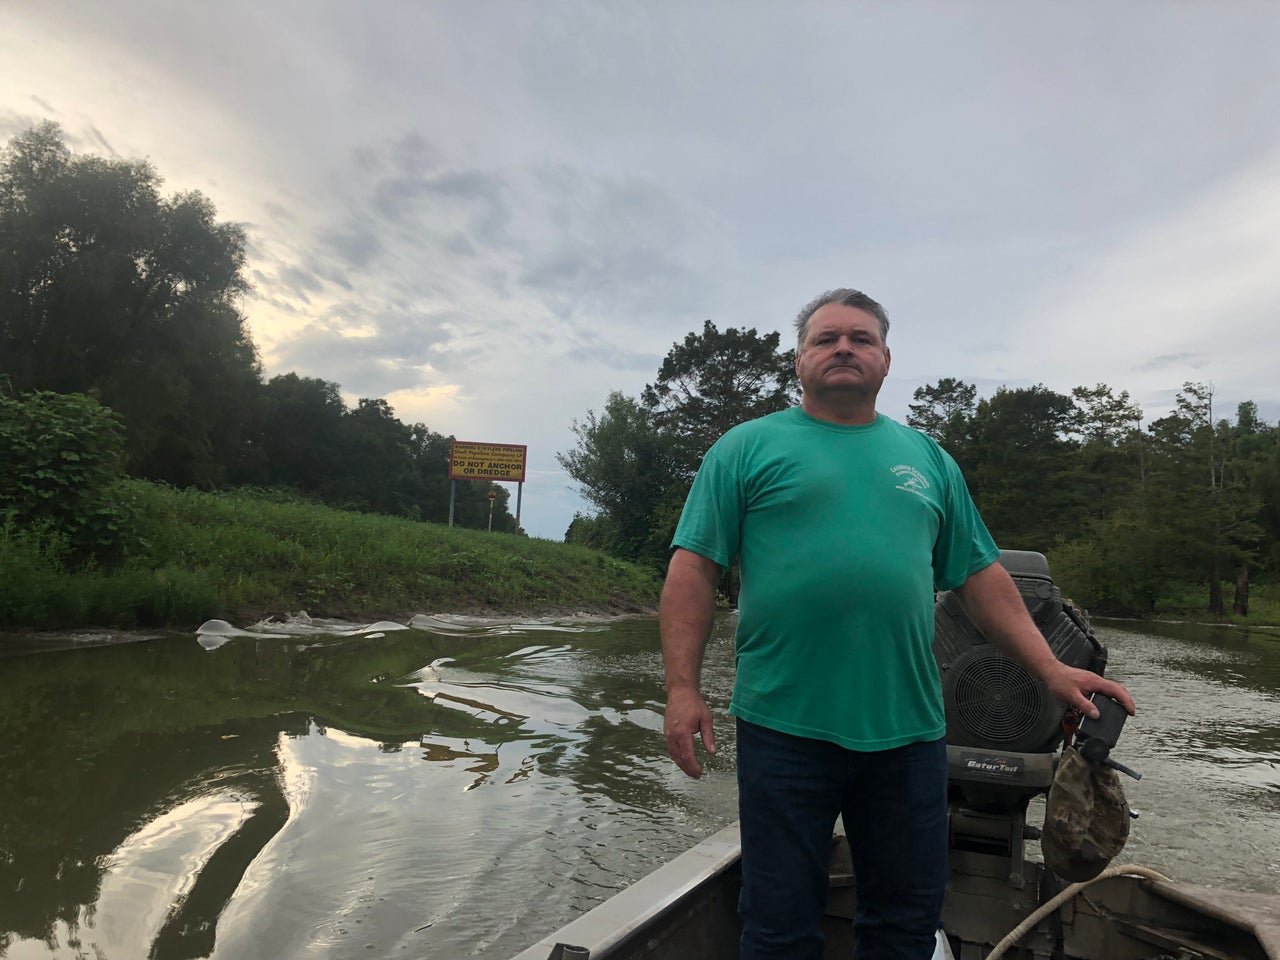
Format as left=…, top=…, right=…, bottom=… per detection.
left=508, top=822, right=1280, bottom=960
left=507, top=822, right=742, bottom=960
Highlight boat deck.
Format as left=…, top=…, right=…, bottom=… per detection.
left=510, top=823, right=1280, bottom=960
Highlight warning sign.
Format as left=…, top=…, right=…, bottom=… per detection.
left=448, top=441, right=527, bottom=482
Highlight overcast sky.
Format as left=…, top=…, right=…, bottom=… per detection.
left=4, top=2, right=1279, bottom=540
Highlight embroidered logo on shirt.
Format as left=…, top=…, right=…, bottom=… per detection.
left=891, top=464, right=932, bottom=500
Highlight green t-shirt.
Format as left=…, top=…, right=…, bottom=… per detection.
left=672, top=407, right=999, bottom=751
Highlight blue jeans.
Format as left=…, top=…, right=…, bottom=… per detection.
left=736, top=718, right=948, bottom=960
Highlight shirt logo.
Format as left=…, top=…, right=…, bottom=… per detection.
left=891, top=464, right=931, bottom=500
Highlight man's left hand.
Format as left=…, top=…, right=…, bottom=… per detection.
left=1042, top=662, right=1135, bottom=719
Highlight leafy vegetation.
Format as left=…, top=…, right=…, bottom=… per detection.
left=908, top=381, right=1279, bottom=620
left=560, top=321, right=798, bottom=572
left=0, top=122, right=258, bottom=488
left=0, top=121, right=519, bottom=535
left=0, top=391, right=136, bottom=563
left=4, top=123, right=1278, bottom=627
left=561, top=331, right=1280, bottom=621
left=0, top=480, right=661, bottom=629
left=641, top=319, right=799, bottom=480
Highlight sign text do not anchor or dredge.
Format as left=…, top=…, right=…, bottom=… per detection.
left=448, top=441, right=527, bottom=482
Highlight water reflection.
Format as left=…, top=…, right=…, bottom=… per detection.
left=0, top=614, right=1276, bottom=958
left=0, top=615, right=732, bottom=959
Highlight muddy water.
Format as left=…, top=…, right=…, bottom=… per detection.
left=0, top=615, right=1276, bottom=959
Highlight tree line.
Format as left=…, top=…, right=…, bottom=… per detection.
left=7, top=119, right=1276, bottom=617
left=907, top=378, right=1278, bottom=616
left=0, top=122, right=518, bottom=542
left=559, top=320, right=799, bottom=571
left=560, top=334, right=1280, bottom=619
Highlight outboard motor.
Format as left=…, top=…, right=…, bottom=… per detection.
left=932, top=550, right=1110, bottom=887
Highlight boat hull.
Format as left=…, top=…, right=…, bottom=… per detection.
left=510, top=823, right=1280, bottom=960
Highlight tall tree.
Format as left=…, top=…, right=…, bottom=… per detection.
left=1220, top=400, right=1273, bottom=614
left=1064, top=384, right=1145, bottom=528
left=0, top=121, right=261, bottom=486
left=558, top=392, right=680, bottom=568
left=319, top=398, right=417, bottom=517
left=906, top=378, right=977, bottom=463
left=1045, top=383, right=1167, bottom=614
left=1070, top=383, right=1142, bottom=445
left=1250, top=419, right=1280, bottom=582
left=965, top=384, right=1080, bottom=549
left=641, top=320, right=799, bottom=477
left=258, top=374, right=348, bottom=494
left=1145, top=383, right=1263, bottom=616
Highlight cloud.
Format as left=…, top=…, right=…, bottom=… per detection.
left=252, top=125, right=729, bottom=419
left=8, top=1, right=1280, bottom=535
left=515, top=163, right=722, bottom=323
left=271, top=307, right=460, bottom=397
left=1014, top=146, right=1280, bottom=417
left=0, top=109, right=40, bottom=140
left=1138, top=353, right=1207, bottom=373
left=320, top=227, right=383, bottom=272
left=85, top=124, right=116, bottom=156
left=562, top=329, right=662, bottom=373
left=278, top=265, right=324, bottom=299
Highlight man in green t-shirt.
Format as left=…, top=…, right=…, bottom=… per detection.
left=661, top=288, right=1135, bottom=960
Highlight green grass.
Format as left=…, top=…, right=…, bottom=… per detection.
left=0, top=480, right=662, bottom=629
left=1151, top=580, right=1280, bottom=626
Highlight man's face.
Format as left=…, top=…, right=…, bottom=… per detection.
left=795, top=303, right=891, bottom=401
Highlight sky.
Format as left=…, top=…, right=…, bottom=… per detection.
left=3, top=2, right=1279, bottom=540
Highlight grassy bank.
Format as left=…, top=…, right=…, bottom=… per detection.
left=0, top=481, right=663, bottom=630
left=1139, top=581, right=1280, bottom=627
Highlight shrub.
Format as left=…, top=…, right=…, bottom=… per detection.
left=0, top=520, right=78, bottom=624
left=0, top=391, right=137, bottom=564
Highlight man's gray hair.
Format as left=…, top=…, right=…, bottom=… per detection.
left=794, top=288, right=890, bottom=352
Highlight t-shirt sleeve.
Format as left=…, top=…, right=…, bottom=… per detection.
left=931, top=448, right=1000, bottom=591
left=670, top=446, right=742, bottom=571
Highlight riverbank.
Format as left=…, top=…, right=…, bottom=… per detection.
left=1079, top=584, right=1280, bottom=630
left=0, top=481, right=662, bottom=631
left=6, top=480, right=1278, bottom=633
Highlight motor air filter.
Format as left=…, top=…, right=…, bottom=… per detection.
left=933, top=550, right=1107, bottom=754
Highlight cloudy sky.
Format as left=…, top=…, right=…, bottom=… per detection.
left=3, top=2, right=1279, bottom=539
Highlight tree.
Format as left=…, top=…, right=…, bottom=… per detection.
left=408, top=426, right=519, bottom=532
left=258, top=374, right=347, bottom=494
left=558, top=392, right=681, bottom=568
left=906, top=378, right=976, bottom=461
left=0, top=121, right=261, bottom=487
left=563, top=323, right=795, bottom=572
left=0, top=390, right=134, bottom=564
left=319, top=398, right=416, bottom=516
left=965, top=384, right=1081, bottom=549
left=1144, top=383, right=1264, bottom=616
left=564, top=512, right=619, bottom=553
left=1070, top=384, right=1142, bottom=444
left=1220, top=401, right=1273, bottom=615
left=1250, top=420, right=1280, bottom=584
left=642, top=320, right=799, bottom=478
left=1063, top=384, right=1145, bottom=528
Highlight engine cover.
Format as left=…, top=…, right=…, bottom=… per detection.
left=933, top=550, right=1107, bottom=753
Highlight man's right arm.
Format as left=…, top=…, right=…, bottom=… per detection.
left=660, top=547, right=723, bottom=779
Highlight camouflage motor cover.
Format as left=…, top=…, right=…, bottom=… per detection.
left=1041, top=746, right=1131, bottom=882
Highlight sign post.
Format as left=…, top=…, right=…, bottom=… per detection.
left=447, top=440, right=528, bottom=529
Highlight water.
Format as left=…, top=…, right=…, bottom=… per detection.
left=0, top=614, right=1277, bottom=959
